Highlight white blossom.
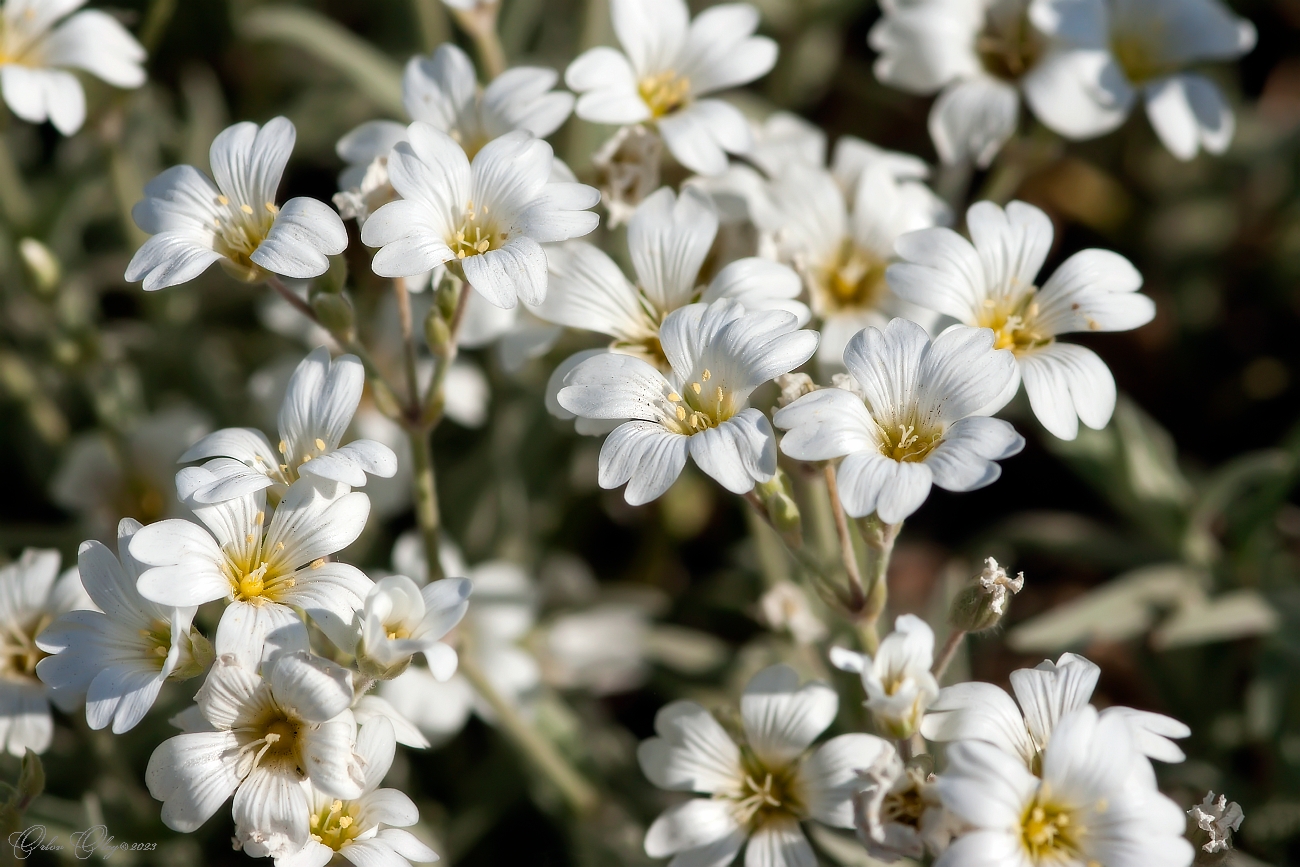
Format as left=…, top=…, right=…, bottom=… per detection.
left=565, top=0, right=777, bottom=176
left=921, top=651, right=1192, bottom=769
left=888, top=200, right=1156, bottom=440
left=126, top=118, right=348, bottom=290
left=775, top=319, right=1023, bottom=524
left=638, top=664, right=892, bottom=867
left=1028, top=0, right=1256, bottom=159
left=558, top=298, right=818, bottom=505
left=831, top=615, right=940, bottom=738
left=853, top=748, right=951, bottom=862
left=275, top=718, right=438, bottom=867
left=540, top=186, right=810, bottom=368
left=180, top=347, right=398, bottom=503
left=934, top=706, right=1192, bottom=867
left=756, top=148, right=949, bottom=365
left=35, top=519, right=210, bottom=734
left=758, top=582, right=826, bottom=645
left=354, top=573, right=471, bottom=680
left=541, top=603, right=652, bottom=695
left=360, top=123, right=599, bottom=309
left=335, top=43, right=574, bottom=224
left=0, top=549, right=88, bottom=755
left=145, top=652, right=365, bottom=857
left=0, top=0, right=145, bottom=135
left=1189, top=791, right=1244, bottom=854
left=129, top=472, right=373, bottom=669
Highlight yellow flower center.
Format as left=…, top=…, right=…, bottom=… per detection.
left=0, top=11, right=46, bottom=67
left=817, top=241, right=889, bottom=313
left=235, top=712, right=306, bottom=778
left=976, top=12, right=1044, bottom=81
left=639, top=71, right=692, bottom=118
left=975, top=290, right=1055, bottom=354
left=449, top=201, right=506, bottom=260
left=220, top=509, right=310, bottom=604
left=723, top=752, right=805, bottom=831
left=138, top=621, right=175, bottom=670
left=1111, top=33, right=1173, bottom=84
left=878, top=421, right=942, bottom=463
left=1021, top=797, right=1088, bottom=864
left=212, top=195, right=279, bottom=282
left=0, top=614, right=50, bottom=680
left=880, top=766, right=931, bottom=829
left=274, top=436, right=329, bottom=483
left=662, top=369, right=737, bottom=435
left=311, top=799, right=362, bottom=851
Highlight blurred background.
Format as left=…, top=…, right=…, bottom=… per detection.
left=1, top=0, right=1299, bottom=864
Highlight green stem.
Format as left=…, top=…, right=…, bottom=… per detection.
left=823, top=466, right=865, bottom=613
left=0, top=128, right=34, bottom=228
left=408, top=425, right=445, bottom=582
left=421, top=276, right=470, bottom=424
left=452, top=3, right=507, bottom=79
left=744, top=492, right=845, bottom=610
left=140, top=0, right=179, bottom=52
left=393, top=276, right=422, bottom=415
left=856, top=516, right=901, bottom=654
left=457, top=651, right=599, bottom=816
left=932, top=628, right=967, bottom=681
left=411, top=0, right=451, bottom=51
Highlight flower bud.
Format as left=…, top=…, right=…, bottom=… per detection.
left=18, top=238, right=60, bottom=293
left=425, top=308, right=453, bottom=358
left=436, top=277, right=461, bottom=322
left=948, top=557, right=1023, bottom=633
left=772, top=372, right=816, bottom=411
left=311, top=293, right=355, bottom=338
left=756, top=470, right=801, bottom=547
left=170, top=627, right=215, bottom=681
left=313, top=253, right=348, bottom=295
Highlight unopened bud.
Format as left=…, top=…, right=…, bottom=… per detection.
left=757, top=470, right=802, bottom=548
left=311, top=293, right=354, bottom=338
left=949, top=557, right=1023, bottom=633
left=772, top=372, right=817, bottom=411
left=371, top=378, right=404, bottom=421
left=313, top=254, right=348, bottom=295
left=435, top=276, right=460, bottom=322
left=424, top=308, right=452, bottom=358
left=18, top=238, right=60, bottom=293
left=170, top=628, right=215, bottom=681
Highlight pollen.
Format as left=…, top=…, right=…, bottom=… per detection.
left=314, top=438, right=326, bottom=450
left=264, top=202, right=279, bottom=215
left=691, top=382, right=702, bottom=394
left=218, top=195, right=230, bottom=206
left=240, top=203, right=254, bottom=214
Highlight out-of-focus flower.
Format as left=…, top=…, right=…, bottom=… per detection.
left=558, top=298, right=818, bottom=505
left=758, top=581, right=826, bottom=645
left=129, top=472, right=373, bottom=669
left=921, top=652, right=1191, bottom=769
left=361, top=124, right=599, bottom=309
left=540, top=603, right=651, bottom=695
left=949, top=556, right=1025, bottom=632
left=0, top=549, right=89, bottom=755
left=0, top=0, right=145, bottom=134
left=540, top=186, right=809, bottom=369
left=146, top=652, right=364, bottom=857
left=1188, top=791, right=1244, bottom=855
left=853, top=748, right=951, bottom=862
left=181, top=347, right=398, bottom=504
left=934, top=706, right=1192, bottom=867
left=274, top=718, right=438, bottom=867
left=354, top=574, right=471, bottom=681
left=590, top=123, right=663, bottom=226
left=50, top=406, right=210, bottom=539
left=126, top=118, right=348, bottom=290
left=1029, top=0, right=1255, bottom=160
left=758, top=152, right=949, bottom=366
left=638, top=664, right=891, bottom=867
left=335, top=43, right=574, bottom=224
left=889, top=200, right=1156, bottom=440
left=831, top=615, right=940, bottom=738
left=776, top=319, right=1023, bottom=524
left=566, top=0, right=777, bottom=176
left=35, top=519, right=210, bottom=734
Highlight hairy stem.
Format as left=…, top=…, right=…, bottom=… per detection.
left=932, top=628, right=967, bottom=681
left=453, top=4, right=507, bottom=80
left=393, top=276, right=422, bottom=417
left=411, top=0, right=451, bottom=50
left=857, top=516, right=901, bottom=654
left=457, top=651, right=599, bottom=816
left=409, top=427, right=445, bottom=582
left=824, top=466, right=865, bottom=614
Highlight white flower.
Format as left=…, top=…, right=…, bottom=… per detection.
left=558, top=298, right=819, bottom=505
left=831, top=615, right=940, bottom=738
left=541, top=603, right=652, bottom=695
left=1028, top=0, right=1255, bottom=160
left=758, top=582, right=827, bottom=646
left=591, top=123, right=665, bottom=226
left=355, top=574, right=471, bottom=680
left=361, top=123, right=599, bottom=309
left=180, top=347, right=399, bottom=503
left=335, top=43, right=574, bottom=223
left=0, top=549, right=87, bottom=756
left=775, top=319, right=1023, bottom=524
left=378, top=545, right=539, bottom=746
left=888, top=200, right=1156, bottom=440
left=275, top=717, right=438, bottom=867
left=129, top=473, right=373, bottom=669
left=540, top=186, right=810, bottom=368
left=638, top=663, right=892, bottom=867
left=921, top=652, right=1192, bottom=770
left=0, top=0, right=145, bottom=135
left=34, top=519, right=210, bottom=734
left=1189, top=791, right=1243, bottom=855
left=852, top=747, right=950, bottom=862
left=757, top=153, right=949, bottom=366
left=126, top=118, right=348, bottom=290
left=49, top=406, right=210, bottom=538
left=145, top=652, right=365, bottom=857
left=934, top=705, right=1193, bottom=867
left=565, top=0, right=777, bottom=176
